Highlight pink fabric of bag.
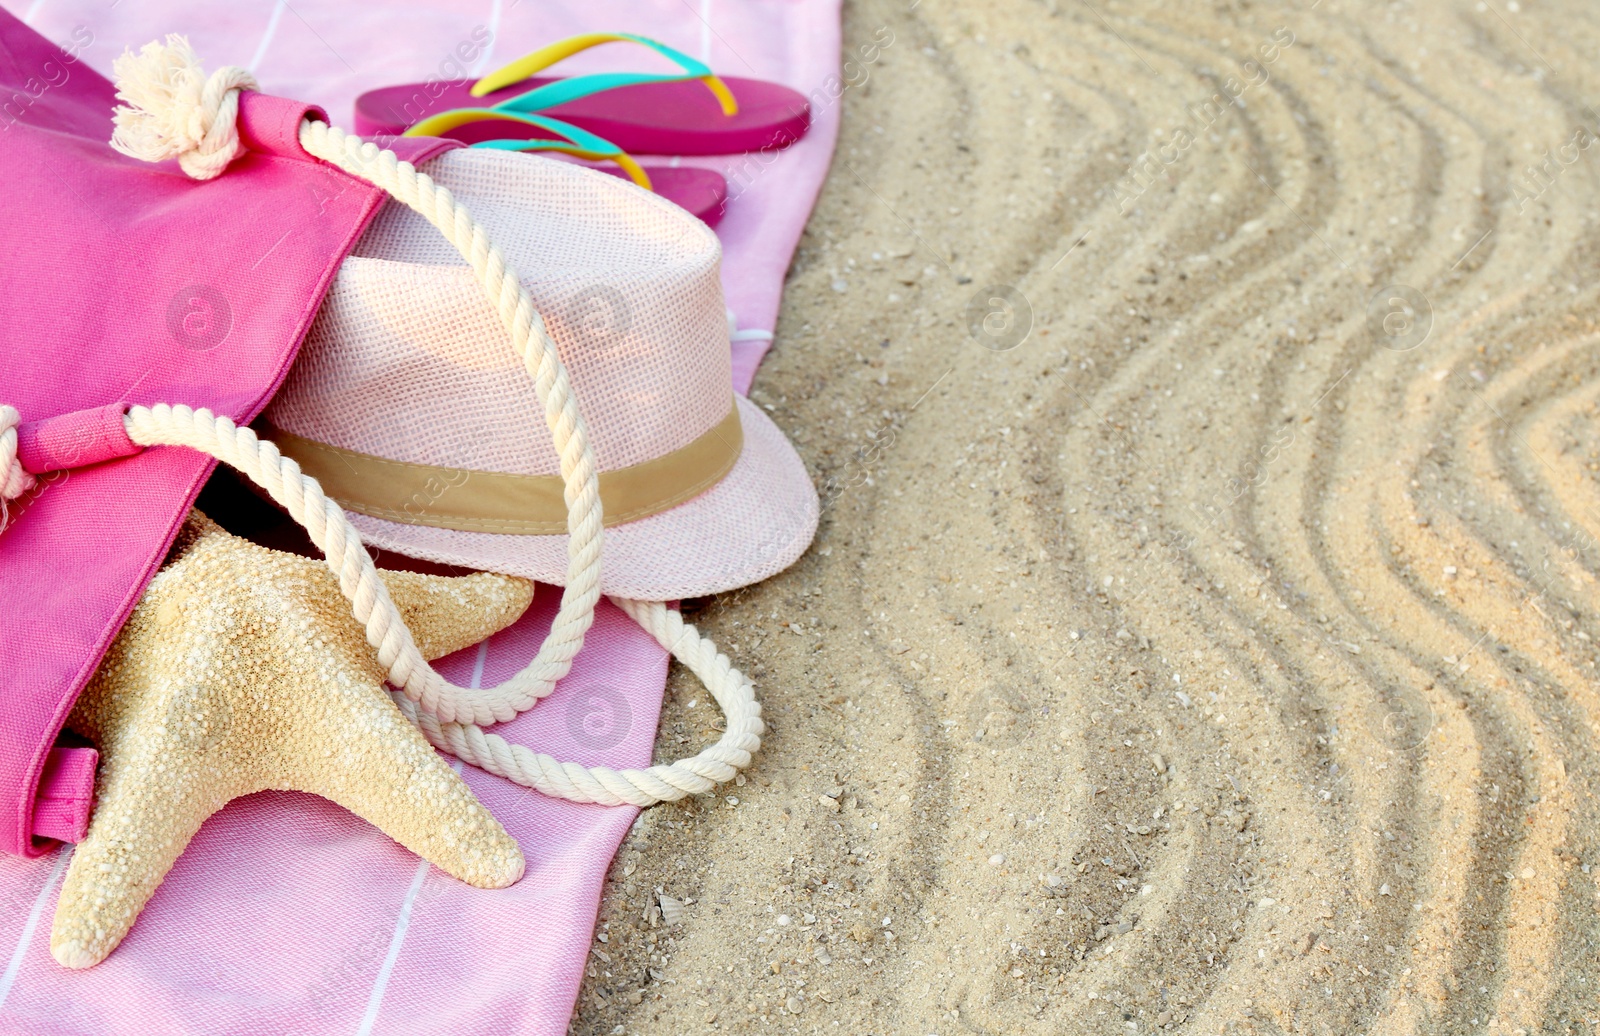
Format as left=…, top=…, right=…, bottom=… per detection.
left=0, top=6, right=453, bottom=860
left=0, top=1, right=839, bottom=1032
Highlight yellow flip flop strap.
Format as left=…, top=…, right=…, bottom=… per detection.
left=403, top=108, right=652, bottom=191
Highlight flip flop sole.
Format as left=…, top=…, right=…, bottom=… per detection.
left=357, top=76, right=810, bottom=155
left=607, top=165, right=727, bottom=227
left=490, top=157, right=727, bottom=227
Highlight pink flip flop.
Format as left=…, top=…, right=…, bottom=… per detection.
left=356, top=32, right=810, bottom=156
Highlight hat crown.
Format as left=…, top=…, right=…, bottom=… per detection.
left=266, top=148, right=730, bottom=478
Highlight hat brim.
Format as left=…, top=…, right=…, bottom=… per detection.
left=346, top=394, right=818, bottom=600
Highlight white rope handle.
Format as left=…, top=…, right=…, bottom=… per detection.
left=397, top=598, right=764, bottom=806
left=291, top=121, right=611, bottom=727
left=122, top=403, right=599, bottom=730
left=96, top=37, right=606, bottom=728
left=71, top=38, right=765, bottom=802
left=120, top=406, right=765, bottom=804
left=115, top=134, right=607, bottom=729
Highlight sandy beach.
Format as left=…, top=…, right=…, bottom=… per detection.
left=572, top=1, right=1600, bottom=1032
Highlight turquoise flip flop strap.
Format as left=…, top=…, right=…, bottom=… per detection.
left=470, top=32, right=738, bottom=117
left=403, top=107, right=653, bottom=190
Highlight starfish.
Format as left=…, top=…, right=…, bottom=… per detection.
left=50, top=511, right=534, bottom=969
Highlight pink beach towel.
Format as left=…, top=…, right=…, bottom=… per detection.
left=0, top=1, right=838, bottom=1034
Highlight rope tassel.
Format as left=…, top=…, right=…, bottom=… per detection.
left=108, top=35, right=258, bottom=180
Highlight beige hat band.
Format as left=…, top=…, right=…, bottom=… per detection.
left=261, top=402, right=743, bottom=535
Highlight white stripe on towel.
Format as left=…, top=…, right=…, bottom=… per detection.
left=247, top=0, right=286, bottom=74
left=355, top=637, right=490, bottom=1034
left=469, top=0, right=503, bottom=77
left=354, top=855, right=431, bottom=1036
left=0, top=848, right=70, bottom=1011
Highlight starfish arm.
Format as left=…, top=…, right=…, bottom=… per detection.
left=51, top=681, right=250, bottom=969
left=380, top=569, right=533, bottom=661
left=51, top=514, right=528, bottom=970
left=287, top=668, right=526, bottom=891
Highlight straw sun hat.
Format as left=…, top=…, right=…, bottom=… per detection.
left=262, top=146, right=818, bottom=600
